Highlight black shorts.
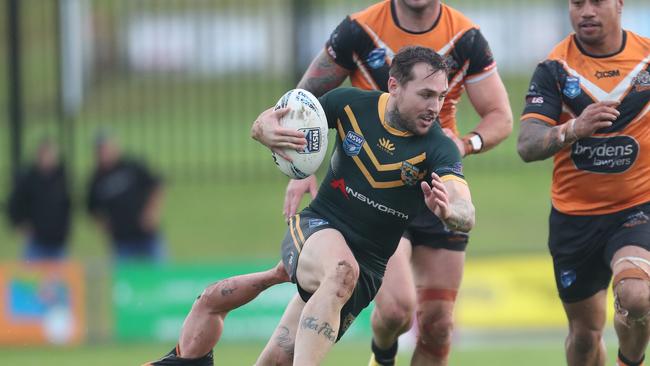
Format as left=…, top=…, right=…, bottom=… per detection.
left=548, top=202, right=650, bottom=303
left=280, top=208, right=382, bottom=341
left=403, top=208, right=469, bottom=251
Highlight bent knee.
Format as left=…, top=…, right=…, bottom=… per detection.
left=375, top=301, right=414, bottom=333
left=418, top=312, right=454, bottom=345
left=615, top=279, right=650, bottom=319
left=569, top=329, right=603, bottom=355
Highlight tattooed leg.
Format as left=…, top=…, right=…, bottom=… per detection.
left=178, top=261, right=289, bottom=358
left=293, top=261, right=357, bottom=366
left=256, top=294, right=305, bottom=366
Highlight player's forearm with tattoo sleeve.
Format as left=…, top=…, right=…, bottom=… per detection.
left=518, top=101, right=619, bottom=162
left=517, top=118, right=570, bottom=162
left=443, top=180, right=475, bottom=233
left=296, top=49, right=350, bottom=97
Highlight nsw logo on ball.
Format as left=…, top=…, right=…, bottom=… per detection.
left=298, top=128, right=321, bottom=154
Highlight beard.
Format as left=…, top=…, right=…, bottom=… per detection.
left=387, top=107, right=418, bottom=135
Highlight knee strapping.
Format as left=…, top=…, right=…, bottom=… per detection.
left=612, top=256, right=650, bottom=325
left=417, top=288, right=458, bottom=304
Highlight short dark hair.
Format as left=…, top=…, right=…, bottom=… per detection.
left=389, top=46, right=448, bottom=85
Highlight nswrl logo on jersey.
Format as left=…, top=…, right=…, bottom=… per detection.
left=366, top=48, right=387, bottom=69
left=560, top=269, right=576, bottom=288
left=563, top=76, right=581, bottom=98
left=343, top=131, right=364, bottom=156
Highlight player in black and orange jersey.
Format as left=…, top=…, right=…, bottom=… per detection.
left=518, top=1, right=650, bottom=365
left=281, top=1, right=512, bottom=365
left=145, top=46, right=474, bottom=366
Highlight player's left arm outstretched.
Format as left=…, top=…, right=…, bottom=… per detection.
left=421, top=173, right=474, bottom=233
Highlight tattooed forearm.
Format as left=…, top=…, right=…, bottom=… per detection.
left=301, top=316, right=337, bottom=342
left=218, top=279, right=237, bottom=296
left=251, top=281, right=272, bottom=291
left=275, top=326, right=295, bottom=358
left=297, top=51, right=349, bottom=97
left=443, top=198, right=475, bottom=233
left=517, top=119, right=568, bottom=162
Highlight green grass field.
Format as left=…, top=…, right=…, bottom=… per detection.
left=3, top=340, right=628, bottom=365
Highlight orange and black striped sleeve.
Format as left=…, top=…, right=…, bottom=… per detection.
left=325, top=16, right=360, bottom=71
left=521, top=61, right=562, bottom=126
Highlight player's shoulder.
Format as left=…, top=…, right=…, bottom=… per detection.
left=544, top=34, right=576, bottom=62
left=440, top=3, right=478, bottom=31
left=625, top=30, right=650, bottom=52
left=350, top=0, right=390, bottom=23
left=424, top=122, right=450, bottom=146
left=423, top=124, right=462, bottom=165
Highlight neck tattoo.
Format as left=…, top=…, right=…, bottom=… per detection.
left=386, top=109, right=408, bottom=132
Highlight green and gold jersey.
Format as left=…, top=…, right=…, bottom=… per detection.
left=310, top=87, right=465, bottom=275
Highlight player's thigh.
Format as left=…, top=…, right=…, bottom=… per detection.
left=548, top=207, right=613, bottom=303
left=256, top=294, right=305, bottom=366
left=606, top=205, right=650, bottom=273
left=611, top=246, right=650, bottom=271
left=295, top=227, right=358, bottom=293
left=411, top=246, right=465, bottom=290
left=563, top=290, right=608, bottom=334
left=374, top=237, right=416, bottom=313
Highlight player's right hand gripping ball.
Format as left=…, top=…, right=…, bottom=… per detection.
left=272, top=89, right=328, bottom=179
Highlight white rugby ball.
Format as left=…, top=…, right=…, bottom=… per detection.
left=272, top=89, right=328, bottom=179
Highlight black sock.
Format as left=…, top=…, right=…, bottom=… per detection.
left=371, top=339, right=398, bottom=366
left=619, top=349, right=645, bottom=366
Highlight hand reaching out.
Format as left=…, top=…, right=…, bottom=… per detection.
left=421, top=172, right=450, bottom=220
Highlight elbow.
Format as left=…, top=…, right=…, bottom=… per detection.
left=516, top=137, right=535, bottom=162
left=516, top=144, right=530, bottom=162
left=517, top=146, right=537, bottom=163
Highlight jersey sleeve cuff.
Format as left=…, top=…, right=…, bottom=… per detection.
left=465, top=63, right=497, bottom=84
left=440, top=174, right=468, bottom=185
left=521, top=112, right=558, bottom=126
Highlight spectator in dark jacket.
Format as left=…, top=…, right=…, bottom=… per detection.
left=87, top=132, right=165, bottom=262
left=8, top=139, right=71, bottom=261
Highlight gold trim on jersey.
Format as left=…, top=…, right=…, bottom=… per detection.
left=288, top=215, right=302, bottom=253
left=378, top=93, right=388, bottom=126
left=337, top=120, right=411, bottom=189
left=440, top=174, right=468, bottom=185
left=294, top=214, right=305, bottom=244
left=345, top=105, right=425, bottom=170
left=369, top=95, right=413, bottom=137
